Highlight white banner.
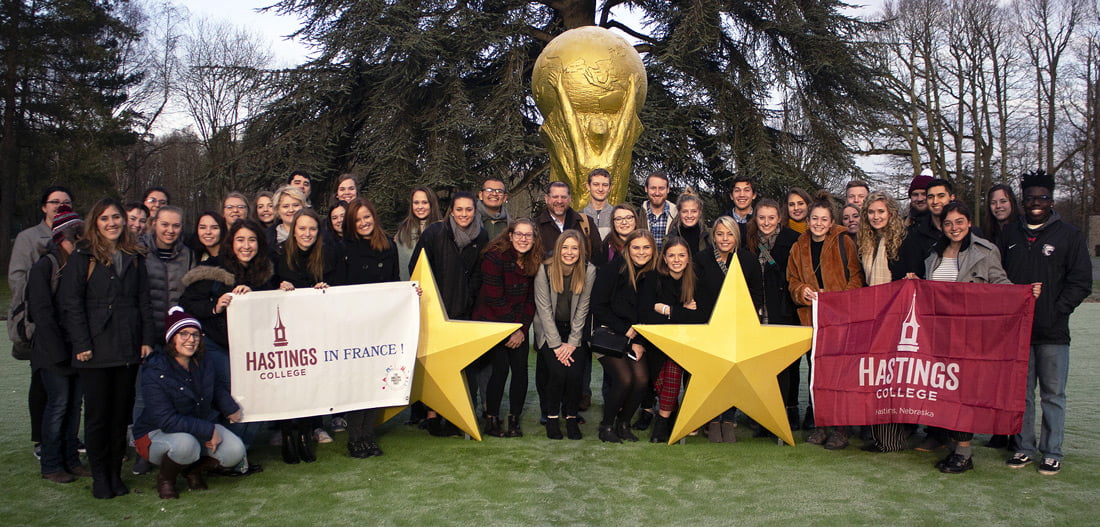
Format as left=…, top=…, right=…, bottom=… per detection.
left=226, top=282, right=419, bottom=422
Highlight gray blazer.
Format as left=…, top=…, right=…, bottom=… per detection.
left=924, top=234, right=1011, bottom=284
left=532, top=262, right=596, bottom=349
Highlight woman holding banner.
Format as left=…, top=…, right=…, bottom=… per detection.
left=590, top=229, right=656, bottom=443
left=532, top=230, right=594, bottom=440
left=188, top=212, right=227, bottom=264
left=337, top=197, right=400, bottom=458
left=923, top=201, right=1021, bottom=474
left=472, top=219, right=542, bottom=438
left=697, top=216, right=764, bottom=442
left=787, top=199, right=865, bottom=450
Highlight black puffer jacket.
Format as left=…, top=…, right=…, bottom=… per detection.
left=141, top=235, right=196, bottom=335
left=998, top=213, right=1092, bottom=344
left=27, top=248, right=71, bottom=374
left=58, top=247, right=155, bottom=368
left=410, top=220, right=487, bottom=319
left=179, top=263, right=275, bottom=349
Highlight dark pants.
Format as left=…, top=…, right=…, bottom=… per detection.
left=346, top=408, right=379, bottom=443
left=39, top=368, right=82, bottom=474
left=779, top=354, right=802, bottom=408
left=538, top=338, right=586, bottom=418
left=599, top=354, right=648, bottom=426
left=486, top=339, right=529, bottom=417
left=79, top=365, right=138, bottom=477
left=29, top=367, right=46, bottom=443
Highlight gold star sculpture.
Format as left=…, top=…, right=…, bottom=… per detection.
left=379, top=251, right=519, bottom=441
left=633, top=257, right=812, bottom=445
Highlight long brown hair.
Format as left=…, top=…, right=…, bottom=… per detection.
left=746, top=199, right=785, bottom=254
left=657, top=236, right=696, bottom=304
left=220, top=220, right=273, bottom=287
left=82, top=198, right=146, bottom=265
left=547, top=229, right=587, bottom=294
left=603, top=203, right=638, bottom=255
left=621, top=229, right=657, bottom=290
left=395, top=186, right=442, bottom=246
left=483, top=218, right=542, bottom=277
left=285, top=208, right=327, bottom=282
left=344, top=197, right=392, bottom=251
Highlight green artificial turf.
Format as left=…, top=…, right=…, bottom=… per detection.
left=1, top=306, right=1098, bottom=526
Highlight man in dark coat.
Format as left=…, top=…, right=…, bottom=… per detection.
left=536, top=181, right=601, bottom=261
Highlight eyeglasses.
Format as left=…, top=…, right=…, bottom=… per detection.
left=224, top=205, right=248, bottom=211
left=511, top=232, right=534, bottom=239
left=613, top=217, right=635, bottom=223
left=1023, top=194, right=1052, bottom=203
left=45, top=200, right=73, bottom=206
left=145, top=198, right=168, bottom=206
left=176, top=330, right=202, bottom=341
left=482, top=188, right=506, bottom=195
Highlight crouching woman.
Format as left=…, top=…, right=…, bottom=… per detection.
left=132, top=307, right=244, bottom=499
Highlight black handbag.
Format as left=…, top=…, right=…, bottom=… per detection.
left=590, top=325, right=629, bottom=358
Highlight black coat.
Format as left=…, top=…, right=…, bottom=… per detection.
left=58, top=247, right=155, bottom=368
left=27, top=249, right=71, bottom=374
left=998, top=213, right=1093, bottom=345
left=591, top=255, right=649, bottom=335
left=339, top=237, right=400, bottom=285
left=410, top=220, right=487, bottom=319
left=131, top=350, right=239, bottom=441
left=695, top=246, right=765, bottom=321
left=748, top=227, right=800, bottom=325
left=272, top=241, right=338, bottom=288
left=535, top=208, right=603, bottom=261
left=639, top=272, right=710, bottom=325
left=179, top=264, right=276, bottom=350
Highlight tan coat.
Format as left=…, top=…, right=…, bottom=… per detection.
left=787, top=225, right=865, bottom=326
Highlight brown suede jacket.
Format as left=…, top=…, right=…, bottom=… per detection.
left=786, top=225, right=865, bottom=326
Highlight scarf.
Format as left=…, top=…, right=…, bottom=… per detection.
left=713, top=246, right=729, bottom=275
left=449, top=216, right=480, bottom=249
left=862, top=237, right=892, bottom=286
left=787, top=218, right=807, bottom=233
left=476, top=200, right=510, bottom=223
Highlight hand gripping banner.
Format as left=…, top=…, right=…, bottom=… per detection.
left=811, top=280, right=1034, bottom=434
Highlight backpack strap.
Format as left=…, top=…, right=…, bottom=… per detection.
left=838, top=234, right=850, bottom=282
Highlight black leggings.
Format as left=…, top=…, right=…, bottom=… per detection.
left=486, top=340, right=528, bottom=417
left=599, top=355, right=648, bottom=426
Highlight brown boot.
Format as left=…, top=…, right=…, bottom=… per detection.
left=156, top=457, right=185, bottom=499
left=184, top=456, right=220, bottom=491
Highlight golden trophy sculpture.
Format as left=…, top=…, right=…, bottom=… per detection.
left=533, top=26, right=647, bottom=209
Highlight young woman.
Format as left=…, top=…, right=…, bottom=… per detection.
left=395, top=186, right=442, bottom=281
left=410, top=191, right=488, bottom=436
left=180, top=219, right=276, bottom=458
left=746, top=199, right=803, bottom=429
left=269, top=185, right=307, bottom=246
left=328, top=200, right=348, bottom=243
left=125, top=203, right=149, bottom=236
left=785, top=188, right=812, bottom=234
left=984, top=183, right=1021, bottom=245
left=533, top=230, right=596, bottom=440
left=696, top=216, right=765, bottom=442
left=471, top=219, right=542, bottom=438
left=132, top=307, right=244, bottom=499
left=787, top=200, right=864, bottom=450
left=335, top=174, right=359, bottom=202
left=338, top=198, right=401, bottom=457
left=594, top=204, right=637, bottom=267
left=639, top=237, right=709, bottom=443
left=272, top=208, right=338, bottom=460
left=58, top=198, right=155, bottom=499
left=590, top=229, right=656, bottom=443
left=842, top=203, right=861, bottom=238
left=923, top=201, right=1024, bottom=473
left=857, top=191, right=921, bottom=452
left=668, top=194, right=709, bottom=254
left=188, top=212, right=227, bottom=264
left=29, top=206, right=90, bottom=483
left=252, top=191, right=277, bottom=229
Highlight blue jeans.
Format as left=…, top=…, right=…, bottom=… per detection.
left=38, top=368, right=82, bottom=474
left=146, top=424, right=245, bottom=468
left=204, top=337, right=263, bottom=449
left=1014, top=344, right=1069, bottom=461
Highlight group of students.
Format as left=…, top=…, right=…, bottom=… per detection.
left=8, top=165, right=1091, bottom=502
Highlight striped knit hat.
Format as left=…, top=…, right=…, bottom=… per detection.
left=51, top=205, right=83, bottom=244
left=164, top=306, right=201, bottom=343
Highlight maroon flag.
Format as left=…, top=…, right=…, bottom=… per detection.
left=811, top=280, right=1034, bottom=434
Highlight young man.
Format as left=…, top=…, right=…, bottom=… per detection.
left=8, top=186, right=74, bottom=460
left=907, top=170, right=933, bottom=222
left=1000, top=170, right=1092, bottom=476
left=581, top=168, right=614, bottom=238
left=906, top=177, right=953, bottom=261
left=845, top=180, right=870, bottom=208
left=476, top=177, right=511, bottom=240
left=638, top=172, right=677, bottom=251
left=724, top=175, right=757, bottom=244
left=288, top=171, right=313, bottom=204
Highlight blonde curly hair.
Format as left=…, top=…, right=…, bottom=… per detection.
left=858, top=191, right=906, bottom=261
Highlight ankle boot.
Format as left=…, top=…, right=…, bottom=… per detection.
left=184, top=456, right=219, bottom=490
left=545, top=417, right=563, bottom=440
left=565, top=418, right=582, bottom=440
left=598, top=424, right=621, bottom=443
left=505, top=415, right=523, bottom=438
left=156, top=457, right=185, bottom=499
left=650, top=415, right=671, bottom=443
left=281, top=431, right=300, bottom=464
left=707, top=421, right=723, bottom=443
left=614, top=418, right=638, bottom=442
left=485, top=415, right=505, bottom=438
left=91, top=469, right=114, bottom=499
left=632, top=409, right=654, bottom=431
left=721, top=421, right=738, bottom=443
left=297, top=432, right=317, bottom=463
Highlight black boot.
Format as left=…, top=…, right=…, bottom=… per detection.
left=545, top=417, right=563, bottom=440
left=156, top=457, right=185, bottom=499
left=598, top=423, right=621, bottom=443
left=802, top=405, right=815, bottom=430
left=565, top=418, right=582, bottom=440
left=109, top=458, right=129, bottom=496
left=787, top=406, right=801, bottom=431
left=281, top=430, right=300, bottom=464
left=485, top=415, right=505, bottom=438
left=505, top=415, right=523, bottom=438
left=615, top=418, right=638, bottom=442
left=91, top=468, right=114, bottom=499
left=297, top=431, right=316, bottom=463
left=633, top=409, right=654, bottom=431
left=650, top=415, right=671, bottom=443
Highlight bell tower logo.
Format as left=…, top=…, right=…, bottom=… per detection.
left=897, top=292, right=920, bottom=352
left=273, top=306, right=289, bottom=347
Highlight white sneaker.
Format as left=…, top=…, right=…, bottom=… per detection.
left=314, top=428, right=334, bottom=444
